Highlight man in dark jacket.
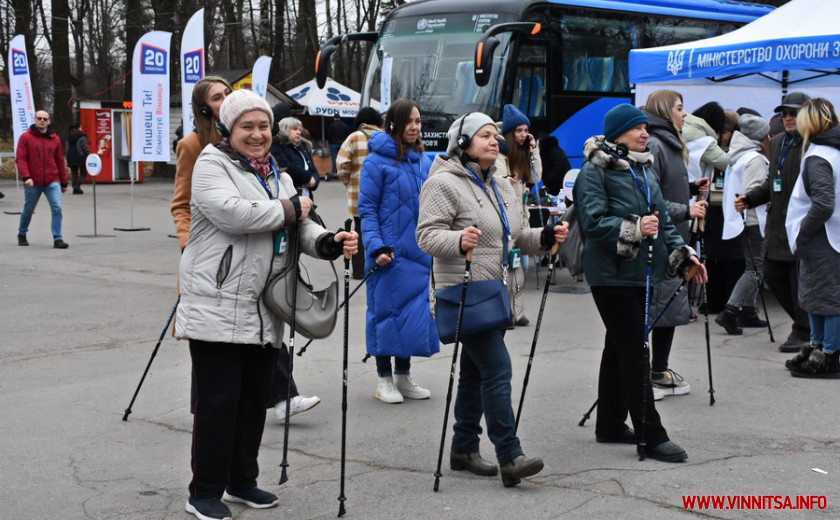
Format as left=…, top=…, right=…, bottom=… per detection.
left=65, top=123, right=90, bottom=194
left=16, top=110, right=69, bottom=248
left=735, top=92, right=811, bottom=352
left=327, top=113, right=350, bottom=177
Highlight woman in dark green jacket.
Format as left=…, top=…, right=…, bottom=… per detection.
left=573, top=104, right=706, bottom=462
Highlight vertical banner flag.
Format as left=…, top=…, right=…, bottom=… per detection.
left=132, top=31, right=172, bottom=162
left=251, top=56, right=272, bottom=99
left=181, top=9, right=204, bottom=134
left=9, top=34, right=36, bottom=153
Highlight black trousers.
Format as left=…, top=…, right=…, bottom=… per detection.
left=591, top=286, right=669, bottom=448
left=189, top=340, right=276, bottom=499
left=763, top=258, right=810, bottom=341
left=265, top=342, right=299, bottom=407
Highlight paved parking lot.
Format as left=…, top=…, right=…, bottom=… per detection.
left=1, top=177, right=836, bottom=519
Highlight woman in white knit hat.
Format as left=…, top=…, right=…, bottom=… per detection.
left=176, top=88, right=358, bottom=520
left=417, top=112, right=568, bottom=487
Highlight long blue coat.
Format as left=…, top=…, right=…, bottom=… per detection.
left=358, top=131, right=439, bottom=358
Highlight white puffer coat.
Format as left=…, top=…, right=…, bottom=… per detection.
left=176, top=144, right=330, bottom=346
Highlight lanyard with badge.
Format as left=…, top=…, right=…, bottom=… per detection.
left=628, top=164, right=657, bottom=238
left=466, top=168, right=519, bottom=276
left=774, top=134, right=798, bottom=193
left=247, top=159, right=288, bottom=255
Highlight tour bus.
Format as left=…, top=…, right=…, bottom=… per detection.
left=316, top=0, right=773, bottom=166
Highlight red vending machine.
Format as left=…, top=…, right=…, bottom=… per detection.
left=78, top=101, right=143, bottom=183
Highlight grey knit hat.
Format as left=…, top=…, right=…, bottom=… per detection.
left=219, top=89, right=274, bottom=133
left=739, top=113, right=770, bottom=142
left=447, top=112, right=496, bottom=156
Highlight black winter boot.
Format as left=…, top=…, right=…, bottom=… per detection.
left=714, top=304, right=743, bottom=335
left=791, top=349, right=840, bottom=379
left=785, top=343, right=820, bottom=370
left=737, top=306, right=767, bottom=328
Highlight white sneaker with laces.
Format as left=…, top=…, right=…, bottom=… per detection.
left=651, top=369, right=690, bottom=396
left=375, top=376, right=404, bottom=403
left=652, top=386, right=665, bottom=401
left=275, top=395, right=321, bottom=421
left=394, top=373, right=431, bottom=399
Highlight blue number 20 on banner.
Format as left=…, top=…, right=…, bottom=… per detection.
left=140, top=44, right=167, bottom=74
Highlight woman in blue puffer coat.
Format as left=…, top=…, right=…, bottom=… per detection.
left=358, top=99, right=439, bottom=404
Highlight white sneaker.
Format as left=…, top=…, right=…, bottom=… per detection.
left=652, top=386, right=665, bottom=401
left=394, top=373, right=431, bottom=399
left=375, top=376, right=404, bottom=403
left=651, top=369, right=691, bottom=396
left=275, top=395, right=321, bottom=421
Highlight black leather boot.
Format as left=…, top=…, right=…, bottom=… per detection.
left=499, top=455, right=544, bottom=487
left=737, top=306, right=767, bottom=328
left=714, top=305, right=742, bottom=335
left=450, top=451, right=498, bottom=476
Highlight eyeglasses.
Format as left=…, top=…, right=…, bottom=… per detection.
left=780, top=109, right=798, bottom=118
left=35, top=117, right=50, bottom=121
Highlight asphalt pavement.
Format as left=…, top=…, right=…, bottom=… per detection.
left=1, top=177, right=837, bottom=519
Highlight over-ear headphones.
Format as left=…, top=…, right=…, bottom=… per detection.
left=598, top=140, right=629, bottom=159
left=456, top=112, right=475, bottom=150
left=215, top=120, right=230, bottom=139
left=198, top=103, right=212, bottom=117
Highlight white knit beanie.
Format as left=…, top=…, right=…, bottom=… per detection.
left=219, top=89, right=274, bottom=132
left=446, top=112, right=496, bottom=156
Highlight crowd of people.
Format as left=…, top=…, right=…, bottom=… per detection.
left=11, top=83, right=835, bottom=520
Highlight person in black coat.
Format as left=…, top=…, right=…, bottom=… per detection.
left=66, top=123, right=90, bottom=194
left=271, top=117, right=320, bottom=199
left=538, top=135, right=571, bottom=197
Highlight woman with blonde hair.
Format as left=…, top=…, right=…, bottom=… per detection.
left=785, top=98, right=840, bottom=378
left=643, top=89, right=709, bottom=398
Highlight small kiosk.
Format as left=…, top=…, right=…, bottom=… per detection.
left=78, top=100, right=143, bottom=183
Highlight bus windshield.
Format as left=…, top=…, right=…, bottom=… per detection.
left=361, top=12, right=516, bottom=122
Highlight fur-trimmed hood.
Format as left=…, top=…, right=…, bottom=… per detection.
left=583, top=135, right=654, bottom=171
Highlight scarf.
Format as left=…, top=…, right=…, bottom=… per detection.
left=248, top=154, right=272, bottom=179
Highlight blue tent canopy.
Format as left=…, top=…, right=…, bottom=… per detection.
left=629, top=0, right=840, bottom=85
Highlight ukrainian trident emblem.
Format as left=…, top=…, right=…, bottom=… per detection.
left=667, top=50, right=685, bottom=76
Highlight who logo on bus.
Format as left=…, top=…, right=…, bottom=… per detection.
left=11, top=49, right=28, bottom=75
left=183, top=49, right=203, bottom=84
left=140, top=44, right=168, bottom=75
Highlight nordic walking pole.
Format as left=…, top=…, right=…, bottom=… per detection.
left=515, top=241, right=560, bottom=433
left=697, top=218, right=716, bottom=406
left=279, top=215, right=303, bottom=485
left=737, top=201, right=775, bottom=342
left=122, top=296, right=180, bottom=421
left=298, top=264, right=381, bottom=357
left=433, top=247, right=474, bottom=492
left=578, top=399, right=598, bottom=427
left=639, top=204, right=657, bottom=461
left=338, top=219, right=352, bottom=517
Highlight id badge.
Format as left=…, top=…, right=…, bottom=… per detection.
left=274, top=231, right=288, bottom=255
left=714, top=172, right=725, bottom=190
left=509, top=248, right=522, bottom=269
left=773, top=178, right=783, bottom=192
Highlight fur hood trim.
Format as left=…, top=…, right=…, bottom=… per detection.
left=583, top=135, right=653, bottom=171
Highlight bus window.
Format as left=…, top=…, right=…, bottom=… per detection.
left=512, top=44, right=547, bottom=119
left=560, top=12, right=637, bottom=93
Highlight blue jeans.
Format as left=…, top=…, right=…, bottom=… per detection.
left=809, top=314, right=840, bottom=354
left=330, top=144, right=341, bottom=173
left=375, top=356, right=410, bottom=376
left=451, top=329, right=523, bottom=465
left=19, top=182, right=63, bottom=240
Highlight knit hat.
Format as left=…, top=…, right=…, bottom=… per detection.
left=447, top=112, right=496, bottom=156
left=604, top=104, right=648, bottom=142
left=219, top=89, right=274, bottom=132
left=774, top=92, right=811, bottom=113
left=738, top=113, right=770, bottom=141
left=500, top=104, right=530, bottom=135
left=272, top=101, right=291, bottom=123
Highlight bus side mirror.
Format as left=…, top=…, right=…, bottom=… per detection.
left=474, top=22, right=542, bottom=87
left=315, top=32, right=379, bottom=89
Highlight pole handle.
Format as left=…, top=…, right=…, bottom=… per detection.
left=684, top=263, right=701, bottom=281
left=466, top=248, right=473, bottom=262
left=343, top=218, right=352, bottom=259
